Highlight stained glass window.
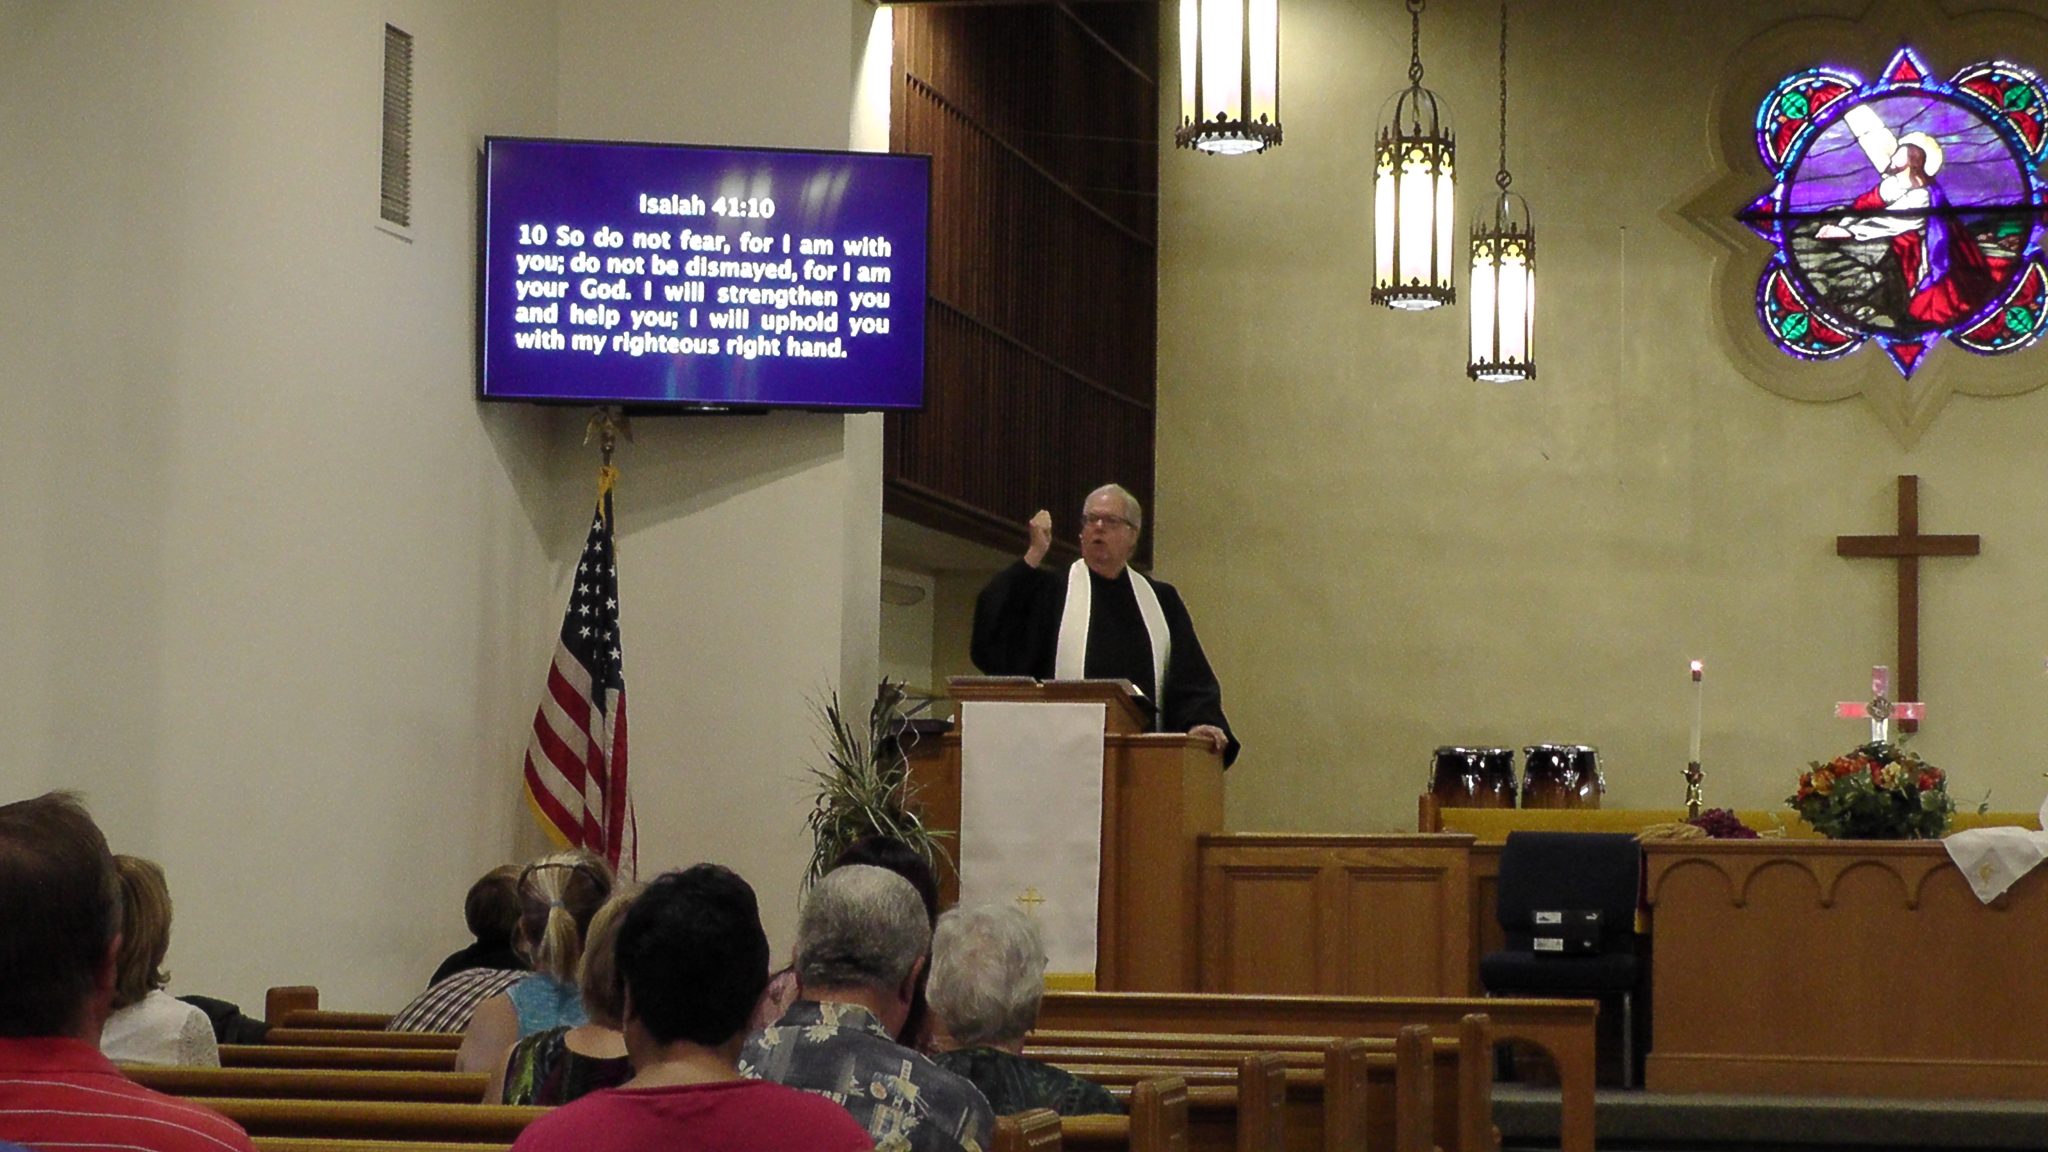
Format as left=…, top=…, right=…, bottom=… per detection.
left=1741, top=48, right=2048, bottom=377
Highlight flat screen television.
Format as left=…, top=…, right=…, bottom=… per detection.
left=478, top=136, right=929, bottom=411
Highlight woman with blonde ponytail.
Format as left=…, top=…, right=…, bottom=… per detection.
left=455, top=851, right=614, bottom=1074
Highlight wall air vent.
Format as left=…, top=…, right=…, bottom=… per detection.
left=380, top=24, right=413, bottom=228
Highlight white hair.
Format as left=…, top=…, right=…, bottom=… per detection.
left=1086, top=484, right=1144, bottom=533
left=927, top=904, right=1046, bottom=1047
left=794, top=865, right=930, bottom=991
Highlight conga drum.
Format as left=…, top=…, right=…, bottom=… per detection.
left=1428, top=746, right=1517, bottom=808
left=1520, top=744, right=1604, bottom=809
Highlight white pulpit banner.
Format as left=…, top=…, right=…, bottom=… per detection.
left=959, top=701, right=1106, bottom=983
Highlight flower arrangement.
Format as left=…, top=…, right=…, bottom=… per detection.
left=1787, top=740, right=1954, bottom=840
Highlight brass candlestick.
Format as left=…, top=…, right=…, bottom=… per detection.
left=1683, top=760, right=1704, bottom=820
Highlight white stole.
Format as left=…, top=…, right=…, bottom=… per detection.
left=1053, top=560, right=1169, bottom=727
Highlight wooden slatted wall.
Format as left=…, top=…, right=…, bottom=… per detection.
left=886, top=2, right=1159, bottom=564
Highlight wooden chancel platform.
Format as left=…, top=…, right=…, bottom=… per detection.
left=915, top=681, right=2048, bottom=1152
left=1493, top=1086, right=2048, bottom=1152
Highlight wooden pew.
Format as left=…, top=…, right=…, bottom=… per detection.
left=255, top=1142, right=506, bottom=1152
left=1064, top=1053, right=1286, bottom=1152
left=1038, top=992, right=1584, bottom=1152
left=267, top=986, right=321, bottom=1025
left=264, top=1029, right=462, bottom=1050
left=278, top=1010, right=396, bottom=1031
left=1061, top=1076, right=1190, bottom=1152
left=996, top=1108, right=1065, bottom=1152
left=1028, top=1015, right=1499, bottom=1152
left=222, top=1045, right=459, bottom=1073
left=1054, top=1027, right=1434, bottom=1152
left=183, top=1098, right=540, bottom=1143
left=126, top=1067, right=488, bottom=1104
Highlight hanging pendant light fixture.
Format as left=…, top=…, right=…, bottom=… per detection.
left=1468, top=0, right=1535, bottom=380
left=1176, top=0, right=1282, bottom=155
left=1372, top=0, right=1455, bottom=310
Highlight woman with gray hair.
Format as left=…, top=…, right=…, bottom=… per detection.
left=927, top=904, right=1121, bottom=1117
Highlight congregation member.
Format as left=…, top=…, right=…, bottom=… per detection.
left=489, top=885, right=637, bottom=1105
left=0, top=793, right=256, bottom=1152
left=751, top=834, right=943, bottom=1044
left=511, top=865, right=872, bottom=1152
left=927, top=905, right=1120, bottom=1117
left=433, top=864, right=528, bottom=984
left=455, top=850, right=614, bottom=1072
left=743, top=865, right=993, bottom=1152
left=971, top=483, right=1239, bottom=766
left=389, top=861, right=538, bottom=1037
left=386, top=959, right=528, bottom=1034
left=99, top=855, right=220, bottom=1067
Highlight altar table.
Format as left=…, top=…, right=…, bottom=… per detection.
left=1645, top=839, right=2048, bottom=1098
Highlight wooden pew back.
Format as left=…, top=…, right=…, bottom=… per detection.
left=1063, top=1053, right=1284, bottom=1152
left=185, top=1098, right=540, bottom=1143
left=1048, top=1028, right=1436, bottom=1152
left=126, top=1066, right=486, bottom=1104
left=996, top=1108, right=1066, bottom=1152
left=263, top=1029, right=461, bottom=1050
left=221, top=1045, right=458, bottom=1073
left=1062, top=1076, right=1191, bottom=1152
left=1038, top=994, right=1567, bottom=1152
left=277, top=1010, right=395, bottom=1031
left=1029, top=1017, right=1495, bottom=1152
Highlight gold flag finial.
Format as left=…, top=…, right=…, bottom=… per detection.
left=586, top=407, right=630, bottom=511
left=585, top=406, right=632, bottom=467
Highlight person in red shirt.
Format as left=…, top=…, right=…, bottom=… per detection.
left=0, top=792, right=257, bottom=1152
left=512, top=864, right=872, bottom=1152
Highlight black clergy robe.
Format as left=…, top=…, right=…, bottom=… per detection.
left=970, top=560, right=1240, bottom=767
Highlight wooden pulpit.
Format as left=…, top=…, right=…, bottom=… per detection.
left=903, top=676, right=1225, bottom=991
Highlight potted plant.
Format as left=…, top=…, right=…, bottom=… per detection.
left=803, top=679, right=952, bottom=885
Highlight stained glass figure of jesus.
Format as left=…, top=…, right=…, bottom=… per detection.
left=1741, top=49, right=2048, bottom=376
left=1813, top=109, right=2000, bottom=327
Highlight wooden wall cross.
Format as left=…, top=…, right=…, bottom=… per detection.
left=1835, top=475, right=1980, bottom=732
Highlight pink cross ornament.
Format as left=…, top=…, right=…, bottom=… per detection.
left=1835, top=665, right=1924, bottom=744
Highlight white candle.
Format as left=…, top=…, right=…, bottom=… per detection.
left=1688, top=660, right=1705, bottom=765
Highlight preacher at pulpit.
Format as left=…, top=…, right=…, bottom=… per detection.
left=970, top=483, right=1239, bottom=767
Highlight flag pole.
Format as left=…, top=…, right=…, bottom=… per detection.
left=521, top=404, right=633, bottom=877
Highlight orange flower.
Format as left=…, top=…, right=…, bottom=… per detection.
left=1812, top=770, right=1834, bottom=796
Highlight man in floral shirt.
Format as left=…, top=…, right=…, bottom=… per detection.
left=742, top=866, right=994, bottom=1152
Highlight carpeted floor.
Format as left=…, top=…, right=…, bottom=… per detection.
left=1494, top=1085, right=2048, bottom=1151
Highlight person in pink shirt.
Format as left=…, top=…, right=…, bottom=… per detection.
left=512, top=864, right=872, bottom=1152
left=0, top=792, right=256, bottom=1152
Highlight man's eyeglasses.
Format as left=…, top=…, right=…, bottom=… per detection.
left=1083, top=513, right=1135, bottom=530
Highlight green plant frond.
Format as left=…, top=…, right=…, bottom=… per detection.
left=800, top=677, right=953, bottom=889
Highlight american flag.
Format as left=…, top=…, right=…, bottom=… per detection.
left=522, top=471, right=635, bottom=875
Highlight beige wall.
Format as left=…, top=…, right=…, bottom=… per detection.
left=552, top=0, right=885, bottom=965
left=0, top=0, right=881, bottom=1012
left=1156, top=0, right=2048, bottom=832
left=0, top=0, right=563, bottom=1011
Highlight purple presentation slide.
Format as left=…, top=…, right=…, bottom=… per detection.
left=480, top=137, right=929, bottom=410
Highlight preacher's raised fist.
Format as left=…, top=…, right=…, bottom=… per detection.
left=1024, top=509, right=1053, bottom=567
